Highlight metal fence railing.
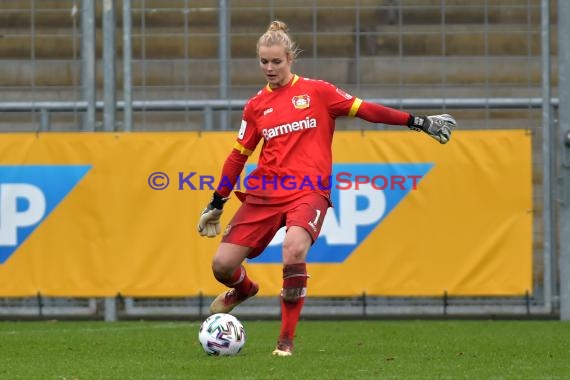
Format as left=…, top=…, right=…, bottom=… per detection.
left=0, top=0, right=552, bottom=132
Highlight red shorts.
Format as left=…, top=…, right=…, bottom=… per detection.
left=221, top=192, right=330, bottom=259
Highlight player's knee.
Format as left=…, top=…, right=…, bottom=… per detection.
left=282, top=239, right=308, bottom=264
left=282, top=226, right=312, bottom=264
left=211, top=257, right=235, bottom=282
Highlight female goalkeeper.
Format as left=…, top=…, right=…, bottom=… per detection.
left=197, top=20, right=456, bottom=356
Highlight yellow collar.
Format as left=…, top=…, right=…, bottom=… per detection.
left=265, top=74, right=299, bottom=92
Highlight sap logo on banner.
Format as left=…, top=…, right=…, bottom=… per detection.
left=0, top=165, right=91, bottom=264
left=246, top=163, right=432, bottom=263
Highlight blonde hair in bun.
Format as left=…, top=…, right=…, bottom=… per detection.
left=257, top=20, right=300, bottom=60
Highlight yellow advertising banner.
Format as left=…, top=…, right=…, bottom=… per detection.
left=0, top=130, right=531, bottom=297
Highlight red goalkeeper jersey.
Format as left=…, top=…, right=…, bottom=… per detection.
left=233, top=74, right=361, bottom=204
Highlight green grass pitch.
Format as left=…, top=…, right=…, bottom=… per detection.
left=0, top=319, right=569, bottom=379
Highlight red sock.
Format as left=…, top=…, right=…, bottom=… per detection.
left=219, top=265, right=255, bottom=295
left=279, top=263, right=307, bottom=343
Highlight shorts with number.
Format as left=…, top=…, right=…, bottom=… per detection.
left=221, top=192, right=330, bottom=259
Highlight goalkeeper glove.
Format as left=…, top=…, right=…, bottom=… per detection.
left=197, top=192, right=228, bottom=238
left=408, top=114, right=456, bottom=144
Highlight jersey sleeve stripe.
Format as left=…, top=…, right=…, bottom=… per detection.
left=234, top=141, right=254, bottom=156
left=348, top=98, right=363, bottom=117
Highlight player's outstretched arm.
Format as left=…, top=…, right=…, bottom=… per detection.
left=354, top=101, right=456, bottom=144
left=407, top=114, right=457, bottom=144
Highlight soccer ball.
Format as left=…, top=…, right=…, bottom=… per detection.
left=198, top=313, right=246, bottom=356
